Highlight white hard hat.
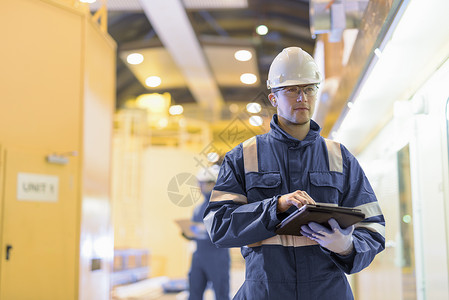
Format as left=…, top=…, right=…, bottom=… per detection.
left=266, top=47, right=322, bottom=89
left=196, top=165, right=220, bottom=182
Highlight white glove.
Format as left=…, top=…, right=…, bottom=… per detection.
left=301, top=218, right=354, bottom=255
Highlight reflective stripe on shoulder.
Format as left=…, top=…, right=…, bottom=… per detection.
left=242, top=136, right=258, bottom=173
left=355, top=202, right=383, bottom=219
left=210, top=189, right=248, bottom=204
left=247, top=235, right=318, bottom=248
left=324, top=138, right=343, bottom=173
left=355, top=222, right=386, bottom=238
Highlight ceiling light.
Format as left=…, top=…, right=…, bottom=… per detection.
left=229, top=103, right=239, bottom=113
left=207, top=152, right=219, bottom=163
left=136, top=93, right=171, bottom=114
left=246, top=102, right=262, bottom=113
left=402, top=215, right=412, bottom=224
left=80, top=0, right=96, bottom=3
left=240, top=73, right=257, bottom=85
left=374, top=48, right=382, bottom=58
left=145, top=76, right=162, bottom=88
left=169, top=105, right=184, bottom=115
left=249, top=116, right=263, bottom=126
left=234, top=50, right=252, bottom=62
left=256, top=25, right=269, bottom=36
left=126, top=53, right=144, bottom=65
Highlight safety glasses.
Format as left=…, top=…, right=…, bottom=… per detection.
left=274, top=84, right=318, bottom=98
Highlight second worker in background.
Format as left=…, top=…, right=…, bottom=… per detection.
left=188, top=165, right=230, bottom=300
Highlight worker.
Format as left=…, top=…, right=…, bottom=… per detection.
left=203, top=47, right=385, bottom=299
left=187, top=165, right=230, bottom=300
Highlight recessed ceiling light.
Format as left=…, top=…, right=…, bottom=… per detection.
left=246, top=102, right=262, bottom=113
left=256, top=25, right=268, bottom=36
left=249, top=116, right=263, bottom=126
left=145, top=76, right=162, bottom=87
left=169, top=105, right=184, bottom=115
left=234, top=50, right=252, bottom=62
left=240, top=73, right=257, bottom=85
left=229, top=103, right=239, bottom=113
left=127, top=53, right=144, bottom=65
left=80, top=0, right=96, bottom=3
left=207, top=152, right=219, bottom=163
left=374, top=48, right=382, bottom=58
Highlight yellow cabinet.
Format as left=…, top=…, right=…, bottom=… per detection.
left=0, top=147, right=78, bottom=300
left=0, top=0, right=116, bottom=299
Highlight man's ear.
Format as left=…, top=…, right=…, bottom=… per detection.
left=268, top=93, right=277, bottom=107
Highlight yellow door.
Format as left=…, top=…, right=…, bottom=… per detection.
left=0, top=147, right=79, bottom=300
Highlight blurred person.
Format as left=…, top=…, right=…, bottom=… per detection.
left=203, top=47, right=385, bottom=299
left=187, top=165, right=230, bottom=300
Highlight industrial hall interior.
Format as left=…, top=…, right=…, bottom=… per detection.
left=1, top=0, right=449, bottom=299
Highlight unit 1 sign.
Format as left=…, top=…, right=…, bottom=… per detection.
left=17, top=173, right=59, bottom=202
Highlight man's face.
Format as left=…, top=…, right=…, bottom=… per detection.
left=269, top=84, right=318, bottom=125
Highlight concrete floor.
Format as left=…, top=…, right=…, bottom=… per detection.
left=158, top=268, right=245, bottom=300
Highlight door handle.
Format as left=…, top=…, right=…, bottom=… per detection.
left=6, top=245, right=12, bottom=260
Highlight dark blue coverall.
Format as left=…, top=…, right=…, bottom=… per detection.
left=189, top=193, right=230, bottom=300
left=204, top=114, right=385, bottom=300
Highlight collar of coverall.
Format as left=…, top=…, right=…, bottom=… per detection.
left=268, top=114, right=321, bottom=147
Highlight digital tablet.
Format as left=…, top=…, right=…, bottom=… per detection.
left=275, top=204, right=365, bottom=236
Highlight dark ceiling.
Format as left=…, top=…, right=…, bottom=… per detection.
left=104, top=0, right=315, bottom=109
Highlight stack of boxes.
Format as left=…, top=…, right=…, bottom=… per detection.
left=112, top=249, right=151, bottom=286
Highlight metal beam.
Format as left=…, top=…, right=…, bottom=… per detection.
left=320, top=0, right=406, bottom=137
left=138, top=0, right=224, bottom=114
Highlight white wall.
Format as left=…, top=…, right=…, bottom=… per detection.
left=407, top=57, right=449, bottom=300
left=354, top=57, right=449, bottom=299
left=142, top=146, right=205, bottom=278
left=353, top=121, right=403, bottom=299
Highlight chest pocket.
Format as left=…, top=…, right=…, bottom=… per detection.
left=309, top=172, right=345, bottom=205
left=242, top=136, right=344, bottom=204
left=246, top=172, right=282, bottom=202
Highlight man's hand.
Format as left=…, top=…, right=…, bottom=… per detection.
left=300, top=218, right=354, bottom=255
left=277, top=190, right=316, bottom=213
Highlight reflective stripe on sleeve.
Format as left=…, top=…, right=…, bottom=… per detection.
left=242, top=136, right=258, bottom=173
left=324, top=138, right=343, bottom=173
left=355, top=222, right=386, bottom=238
left=210, top=189, right=248, bottom=204
left=247, top=235, right=318, bottom=248
left=355, top=202, right=383, bottom=218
